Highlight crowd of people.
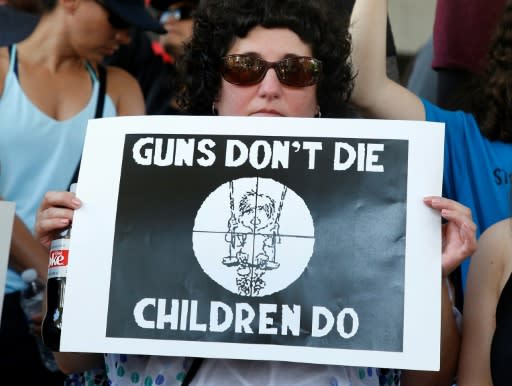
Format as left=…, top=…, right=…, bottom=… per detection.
left=1, top=0, right=510, bottom=385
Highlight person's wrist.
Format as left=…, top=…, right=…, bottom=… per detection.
left=444, top=277, right=462, bottom=330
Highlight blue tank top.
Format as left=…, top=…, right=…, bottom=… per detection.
left=0, top=44, right=117, bottom=293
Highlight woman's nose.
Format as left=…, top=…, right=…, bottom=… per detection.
left=257, top=68, right=284, bottom=99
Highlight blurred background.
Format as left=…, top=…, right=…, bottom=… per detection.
left=389, top=0, right=436, bottom=84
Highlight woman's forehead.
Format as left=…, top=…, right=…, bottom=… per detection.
left=227, top=26, right=312, bottom=59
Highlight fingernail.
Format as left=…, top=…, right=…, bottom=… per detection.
left=71, top=198, right=81, bottom=207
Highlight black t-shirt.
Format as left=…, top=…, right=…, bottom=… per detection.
left=491, top=272, right=512, bottom=386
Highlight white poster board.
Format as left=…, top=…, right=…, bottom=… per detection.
left=0, top=201, right=16, bottom=320
left=61, top=115, right=444, bottom=371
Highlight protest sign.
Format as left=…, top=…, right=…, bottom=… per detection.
left=61, top=115, right=444, bottom=370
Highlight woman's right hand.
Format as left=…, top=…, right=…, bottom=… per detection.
left=35, top=191, right=82, bottom=249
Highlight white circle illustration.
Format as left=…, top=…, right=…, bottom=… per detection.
left=192, top=177, right=315, bottom=297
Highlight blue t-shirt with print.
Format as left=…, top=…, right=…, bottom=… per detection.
left=423, top=99, right=512, bottom=287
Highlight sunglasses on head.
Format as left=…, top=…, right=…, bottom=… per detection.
left=159, top=4, right=196, bottom=24
left=95, top=0, right=131, bottom=30
left=220, top=54, right=322, bottom=87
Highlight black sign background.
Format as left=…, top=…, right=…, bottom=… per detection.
left=106, top=133, right=408, bottom=352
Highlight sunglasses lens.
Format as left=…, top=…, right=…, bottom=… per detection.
left=221, top=55, right=322, bottom=87
left=221, top=56, right=266, bottom=85
left=160, top=5, right=195, bottom=23
left=277, top=57, right=322, bottom=87
left=159, top=11, right=170, bottom=24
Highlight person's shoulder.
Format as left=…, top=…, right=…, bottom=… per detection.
left=478, top=218, right=512, bottom=291
left=0, top=46, right=10, bottom=95
left=105, top=65, right=142, bottom=99
left=422, top=98, right=471, bottom=122
left=421, top=98, right=482, bottom=141
left=0, top=46, right=8, bottom=63
left=477, top=219, right=512, bottom=266
left=106, top=65, right=139, bottom=89
left=480, top=219, right=512, bottom=248
left=104, top=65, right=144, bottom=115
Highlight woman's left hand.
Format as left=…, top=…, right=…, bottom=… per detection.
left=423, top=196, right=477, bottom=276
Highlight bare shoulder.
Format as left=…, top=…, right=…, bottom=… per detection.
left=476, top=219, right=512, bottom=289
left=105, top=66, right=139, bottom=96
left=105, top=65, right=144, bottom=115
left=479, top=219, right=512, bottom=255
left=0, top=47, right=10, bottom=96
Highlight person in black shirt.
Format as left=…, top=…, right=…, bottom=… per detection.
left=107, top=0, right=198, bottom=115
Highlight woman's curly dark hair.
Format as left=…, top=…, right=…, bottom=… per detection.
left=177, top=0, right=354, bottom=117
left=468, top=1, right=512, bottom=141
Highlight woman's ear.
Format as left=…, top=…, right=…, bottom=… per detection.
left=315, top=105, right=322, bottom=118
left=212, top=94, right=220, bottom=115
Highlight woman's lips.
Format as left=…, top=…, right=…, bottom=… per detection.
left=251, top=110, right=284, bottom=117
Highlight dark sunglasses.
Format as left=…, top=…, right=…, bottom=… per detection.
left=159, top=4, right=196, bottom=23
left=95, top=0, right=131, bottom=30
left=220, top=54, right=322, bottom=87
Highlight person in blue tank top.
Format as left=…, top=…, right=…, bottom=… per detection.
left=0, top=0, right=165, bottom=383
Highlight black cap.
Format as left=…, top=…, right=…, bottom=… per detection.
left=104, top=0, right=166, bottom=34
left=150, top=0, right=199, bottom=12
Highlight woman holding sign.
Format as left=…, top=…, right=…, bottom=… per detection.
left=35, top=0, right=476, bottom=385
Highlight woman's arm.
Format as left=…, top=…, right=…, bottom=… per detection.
left=349, top=0, right=425, bottom=120
left=457, top=220, right=510, bottom=386
left=53, top=352, right=105, bottom=374
left=401, top=197, right=477, bottom=386
left=35, top=191, right=105, bottom=373
left=9, top=214, right=50, bottom=282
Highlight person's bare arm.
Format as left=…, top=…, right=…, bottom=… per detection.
left=349, top=0, right=425, bottom=120
left=9, top=214, right=49, bottom=281
left=457, top=220, right=510, bottom=386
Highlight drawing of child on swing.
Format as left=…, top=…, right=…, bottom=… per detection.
left=223, top=182, right=287, bottom=295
